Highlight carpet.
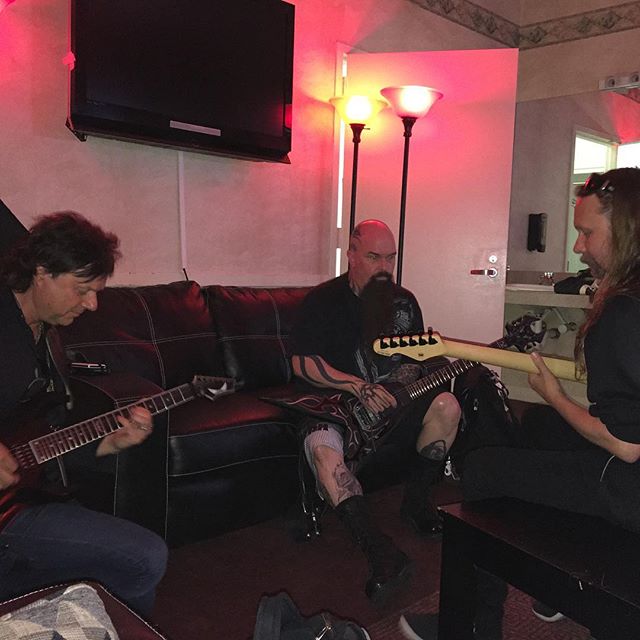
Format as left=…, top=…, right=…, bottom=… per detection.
left=367, top=588, right=591, bottom=639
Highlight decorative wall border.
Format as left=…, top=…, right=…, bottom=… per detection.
left=519, top=1, right=640, bottom=49
left=409, top=0, right=519, bottom=47
left=409, top=0, right=640, bottom=50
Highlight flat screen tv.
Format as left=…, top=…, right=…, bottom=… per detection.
left=67, top=0, right=294, bottom=163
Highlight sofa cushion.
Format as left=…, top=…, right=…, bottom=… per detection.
left=58, top=281, right=221, bottom=389
left=205, top=286, right=310, bottom=391
left=168, top=384, right=299, bottom=476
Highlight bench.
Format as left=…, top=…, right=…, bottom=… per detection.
left=437, top=498, right=640, bottom=640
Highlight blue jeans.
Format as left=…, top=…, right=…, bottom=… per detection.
left=0, top=501, right=168, bottom=617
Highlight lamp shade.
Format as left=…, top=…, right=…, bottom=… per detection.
left=330, top=95, right=387, bottom=125
left=380, top=85, right=443, bottom=119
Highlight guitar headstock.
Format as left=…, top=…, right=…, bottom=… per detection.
left=373, top=328, right=447, bottom=361
left=503, top=314, right=547, bottom=353
left=191, top=376, right=236, bottom=402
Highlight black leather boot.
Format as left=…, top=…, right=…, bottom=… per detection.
left=400, top=457, right=443, bottom=538
left=336, top=495, right=413, bottom=604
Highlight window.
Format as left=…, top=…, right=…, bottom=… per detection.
left=617, top=141, right=640, bottom=168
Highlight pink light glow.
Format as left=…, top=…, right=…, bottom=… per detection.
left=380, top=85, right=443, bottom=119
left=0, top=0, right=16, bottom=13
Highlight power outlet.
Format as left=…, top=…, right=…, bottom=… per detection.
left=599, top=71, right=640, bottom=90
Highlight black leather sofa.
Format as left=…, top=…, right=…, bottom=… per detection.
left=57, top=280, right=413, bottom=547
left=57, top=281, right=309, bottom=546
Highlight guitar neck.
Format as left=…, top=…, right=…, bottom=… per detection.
left=398, top=338, right=510, bottom=403
left=440, top=338, right=583, bottom=383
left=11, top=382, right=197, bottom=470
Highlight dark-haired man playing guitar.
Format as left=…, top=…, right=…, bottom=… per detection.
left=292, top=219, right=461, bottom=603
left=0, top=211, right=167, bottom=616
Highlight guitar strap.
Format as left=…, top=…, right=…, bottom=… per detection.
left=45, top=328, right=73, bottom=489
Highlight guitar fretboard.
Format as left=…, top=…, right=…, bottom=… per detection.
left=397, top=338, right=509, bottom=405
left=10, top=382, right=197, bottom=470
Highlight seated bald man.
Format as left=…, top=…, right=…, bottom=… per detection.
left=291, top=219, right=461, bottom=603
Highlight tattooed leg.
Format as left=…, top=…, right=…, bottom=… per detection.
left=416, top=391, right=461, bottom=455
left=333, top=462, right=364, bottom=505
left=419, top=439, right=447, bottom=461
left=312, top=445, right=362, bottom=507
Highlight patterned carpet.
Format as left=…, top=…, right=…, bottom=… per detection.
left=368, top=588, right=591, bottom=640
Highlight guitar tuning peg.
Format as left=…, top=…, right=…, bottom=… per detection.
left=427, top=326, right=437, bottom=345
left=399, top=337, right=408, bottom=346
left=379, top=337, right=389, bottom=349
left=389, top=337, right=399, bottom=348
left=409, top=336, right=418, bottom=346
left=418, top=334, right=427, bottom=346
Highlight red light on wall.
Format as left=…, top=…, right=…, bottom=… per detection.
left=284, top=103, right=292, bottom=131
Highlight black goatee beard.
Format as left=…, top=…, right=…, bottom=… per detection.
left=360, top=272, right=395, bottom=349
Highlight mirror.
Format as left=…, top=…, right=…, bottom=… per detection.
left=507, top=89, right=640, bottom=275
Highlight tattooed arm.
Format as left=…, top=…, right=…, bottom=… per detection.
left=292, top=354, right=396, bottom=413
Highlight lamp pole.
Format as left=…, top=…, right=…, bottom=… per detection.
left=380, top=86, right=443, bottom=287
left=330, top=95, right=386, bottom=244
left=396, top=116, right=417, bottom=285
left=348, top=123, right=365, bottom=236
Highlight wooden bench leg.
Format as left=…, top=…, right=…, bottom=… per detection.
left=438, top=511, right=477, bottom=640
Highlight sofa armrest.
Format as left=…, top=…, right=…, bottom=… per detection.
left=65, top=373, right=169, bottom=539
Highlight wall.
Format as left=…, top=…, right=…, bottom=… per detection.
left=517, top=0, right=640, bottom=101
left=518, top=29, right=640, bottom=102
left=0, top=0, right=502, bottom=287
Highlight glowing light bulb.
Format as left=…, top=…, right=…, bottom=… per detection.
left=380, top=85, right=443, bottom=119
left=329, top=95, right=387, bottom=125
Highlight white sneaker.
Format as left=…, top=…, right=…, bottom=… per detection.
left=531, top=600, right=565, bottom=622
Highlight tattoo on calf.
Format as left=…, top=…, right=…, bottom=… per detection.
left=419, top=439, right=447, bottom=461
left=334, top=462, right=363, bottom=502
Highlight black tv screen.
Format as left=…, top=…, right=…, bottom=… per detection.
left=67, top=0, right=294, bottom=162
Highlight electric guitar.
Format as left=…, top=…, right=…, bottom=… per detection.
left=0, top=375, right=235, bottom=517
left=264, top=315, right=546, bottom=460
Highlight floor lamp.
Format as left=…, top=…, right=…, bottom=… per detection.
left=330, top=95, right=386, bottom=236
left=380, top=85, right=443, bottom=285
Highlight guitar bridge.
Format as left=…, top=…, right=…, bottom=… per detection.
left=353, top=404, right=379, bottom=431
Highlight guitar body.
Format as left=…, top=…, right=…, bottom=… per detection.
left=266, top=380, right=427, bottom=461
left=266, top=315, right=547, bottom=462
left=0, top=375, right=235, bottom=525
left=0, top=391, right=62, bottom=515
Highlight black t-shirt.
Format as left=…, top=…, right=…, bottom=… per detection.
left=583, top=293, right=640, bottom=530
left=0, top=285, right=66, bottom=434
left=586, top=294, right=640, bottom=444
left=292, top=274, right=424, bottom=383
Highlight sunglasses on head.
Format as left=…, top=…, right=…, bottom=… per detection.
left=576, top=172, right=615, bottom=198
